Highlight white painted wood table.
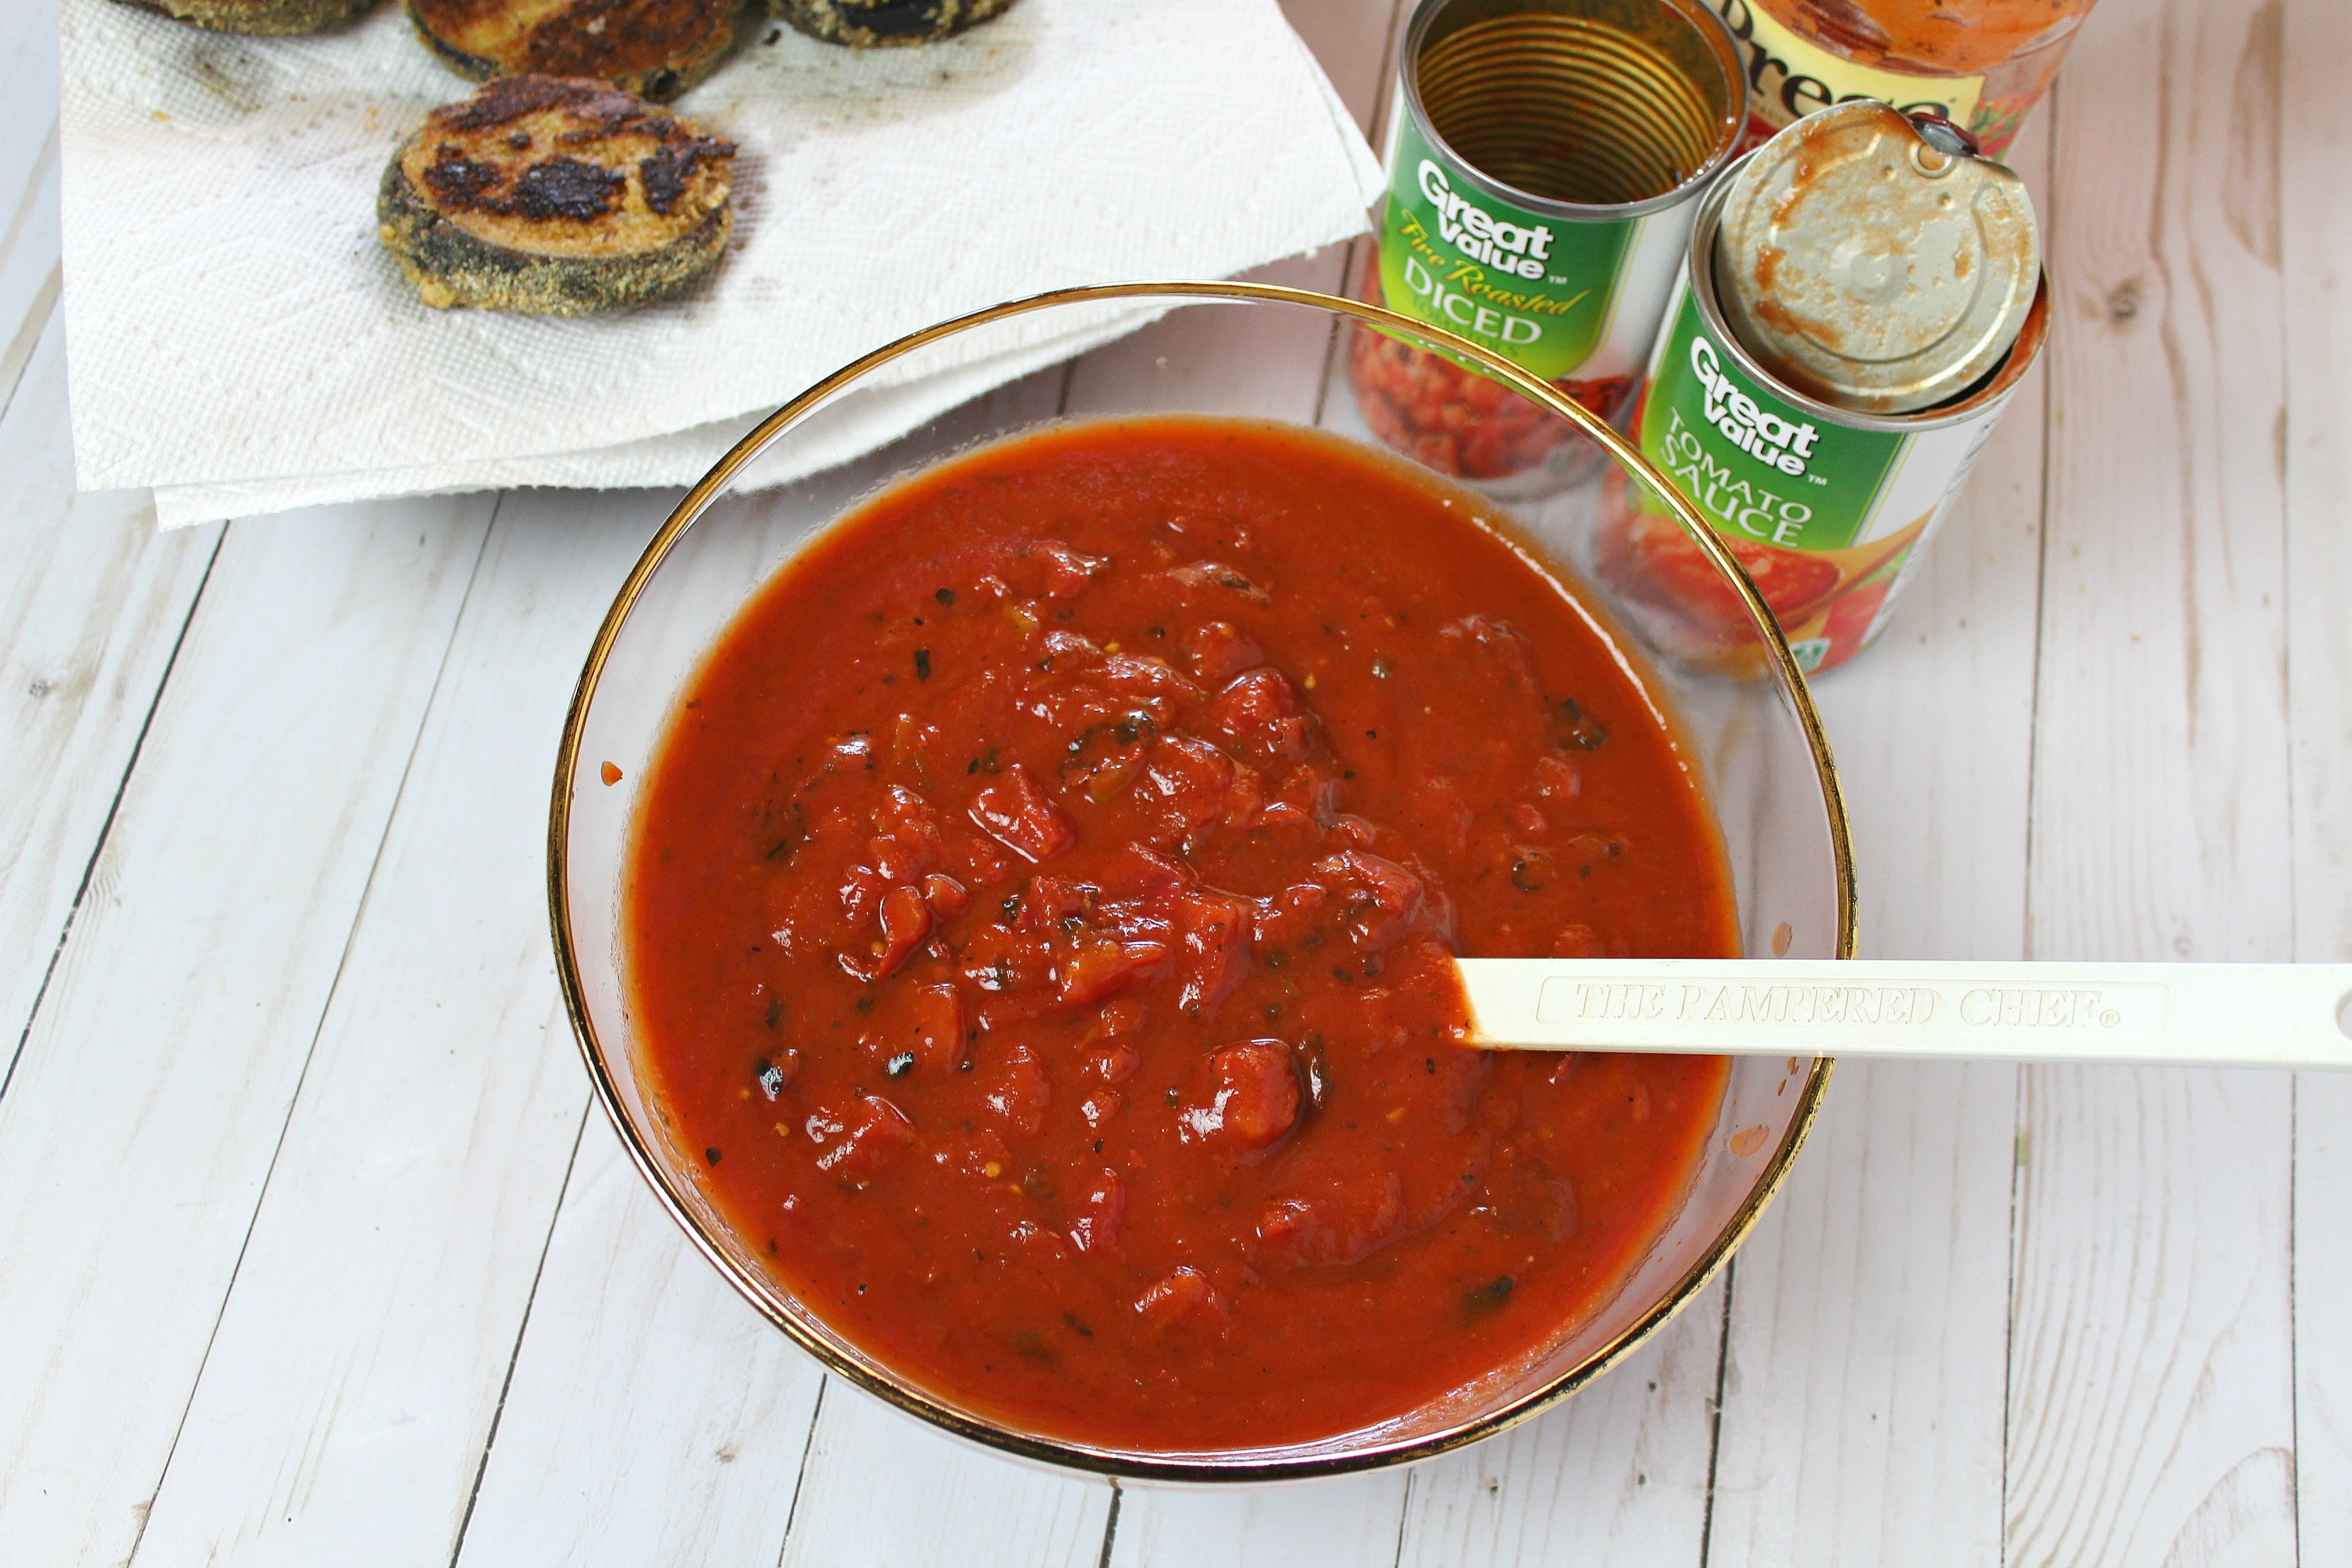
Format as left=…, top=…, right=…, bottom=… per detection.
left=4, top=0, right=2345, bottom=1561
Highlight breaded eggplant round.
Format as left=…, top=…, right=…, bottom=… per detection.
left=778, top=0, right=1018, bottom=47
left=378, top=75, right=736, bottom=315
left=407, top=0, right=751, bottom=101
left=116, top=0, right=376, bottom=35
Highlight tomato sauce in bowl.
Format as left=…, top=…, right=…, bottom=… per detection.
left=623, top=415, right=1739, bottom=1453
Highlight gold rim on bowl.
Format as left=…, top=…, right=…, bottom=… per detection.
left=547, top=279, right=1854, bottom=1482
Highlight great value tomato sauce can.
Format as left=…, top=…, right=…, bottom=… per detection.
left=1596, top=102, right=2048, bottom=674
left=1347, top=0, right=1746, bottom=492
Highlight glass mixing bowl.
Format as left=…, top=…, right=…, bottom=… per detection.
left=549, top=281, right=1852, bottom=1482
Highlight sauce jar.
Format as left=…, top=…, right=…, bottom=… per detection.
left=1713, top=0, right=2098, bottom=159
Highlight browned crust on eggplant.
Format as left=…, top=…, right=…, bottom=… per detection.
left=775, top=0, right=1017, bottom=47
left=114, top=0, right=376, bottom=35
left=377, top=76, right=734, bottom=315
left=405, top=0, right=749, bottom=101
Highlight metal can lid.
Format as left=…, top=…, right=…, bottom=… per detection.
left=1712, top=101, right=2041, bottom=415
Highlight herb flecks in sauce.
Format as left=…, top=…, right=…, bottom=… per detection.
left=625, top=417, right=1735, bottom=1452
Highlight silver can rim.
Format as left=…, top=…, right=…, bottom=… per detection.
left=1398, top=0, right=1751, bottom=224
left=1684, top=149, right=2051, bottom=435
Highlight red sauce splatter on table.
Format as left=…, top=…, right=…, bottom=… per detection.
left=625, top=417, right=1737, bottom=1452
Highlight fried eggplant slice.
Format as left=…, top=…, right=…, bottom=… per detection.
left=378, top=75, right=735, bottom=315
left=407, top=0, right=751, bottom=101
left=117, top=0, right=376, bottom=34
left=777, top=0, right=1019, bottom=47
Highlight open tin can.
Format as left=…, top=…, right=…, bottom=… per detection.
left=1348, top=0, right=1746, bottom=493
left=1595, top=102, right=2049, bottom=675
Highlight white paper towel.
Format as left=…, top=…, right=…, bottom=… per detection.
left=57, top=0, right=1384, bottom=525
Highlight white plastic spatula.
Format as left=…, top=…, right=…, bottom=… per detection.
left=1455, top=958, right=2352, bottom=1070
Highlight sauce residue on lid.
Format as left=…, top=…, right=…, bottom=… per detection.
left=1712, top=100, right=2040, bottom=415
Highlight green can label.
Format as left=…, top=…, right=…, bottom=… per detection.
left=1637, top=286, right=1898, bottom=549
left=1376, top=112, right=1638, bottom=382
left=1611, top=264, right=2017, bottom=674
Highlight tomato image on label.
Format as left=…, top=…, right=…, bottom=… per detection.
left=1596, top=507, right=1842, bottom=637
left=1349, top=293, right=1635, bottom=483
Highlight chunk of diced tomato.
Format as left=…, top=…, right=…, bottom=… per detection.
left=957, top=923, right=1054, bottom=999
left=872, top=883, right=934, bottom=978
left=814, top=1094, right=917, bottom=1181
left=946, top=831, right=1014, bottom=890
left=1180, top=621, right=1263, bottom=683
left=1096, top=997, right=1148, bottom=1040
left=1040, top=629, right=1099, bottom=665
left=1068, top=1170, right=1126, bottom=1253
left=1272, top=764, right=1340, bottom=828
left=1177, top=1041, right=1300, bottom=1153
left=1059, top=935, right=1170, bottom=1008
left=1008, top=1218, right=1073, bottom=1263
left=1032, top=540, right=1107, bottom=599
left=837, top=863, right=888, bottom=929
left=868, top=831, right=930, bottom=886
left=908, top=983, right=965, bottom=1071
left=1167, top=561, right=1271, bottom=605
left=983, top=1043, right=1051, bottom=1135
left=1090, top=1042, right=1141, bottom=1082
left=920, top=872, right=969, bottom=918
left=1316, top=849, right=1426, bottom=952
left=873, top=785, right=943, bottom=870
left=1134, top=735, right=1236, bottom=848
left=1116, top=844, right=1193, bottom=899
left=1096, top=653, right=1201, bottom=704
left=1206, top=668, right=1314, bottom=761
left=969, top=765, right=1076, bottom=863
left=1532, top=753, right=1583, bottom=803
left=1014, top=875, right=1092, bottom=934
left=1437, top=613, right=1540, bottom=698
left=1175, top=892, right=1253, bottom=1017
left=1133, top=1266, right=1230, bottom=1338
left=1252, top=882, right=1326, bottom=951
left=1258, top=1167, right=1406, bottom=1267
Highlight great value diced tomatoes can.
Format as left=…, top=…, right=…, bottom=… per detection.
left=1596, top=101, right=2049, bottom=674
left=1346, top=0, right=1747, bottom=493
